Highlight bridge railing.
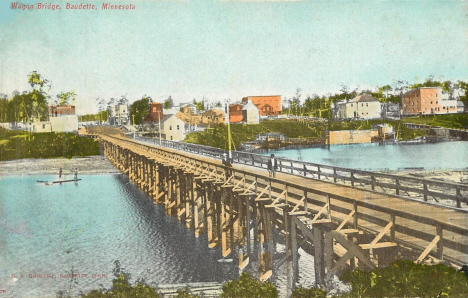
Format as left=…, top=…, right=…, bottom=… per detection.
left=131, top=135, right=468, bottom=208
left=103, top=134, right=468, bottom=267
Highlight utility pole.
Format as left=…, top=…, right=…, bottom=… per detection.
left=225, top=99, right=232, bottom=161
left=158, top=110, right=162, bottom=145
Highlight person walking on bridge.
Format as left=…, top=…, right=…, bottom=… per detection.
left=267, top=154, right=278, bottom=178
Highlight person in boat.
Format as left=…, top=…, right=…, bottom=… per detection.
left=267, top=154, right=278, bottom=178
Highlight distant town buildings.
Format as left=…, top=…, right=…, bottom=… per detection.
left=179, top=103, right=198, bottom=115
left=109, top=103, right=129, bottom=125
left=242, top=95, right=282, bottom=116
left=143, top=102, right=164, bottom=123
left=337, top=94, right=382, bottom=120
left=242, top=100, right=260, bottom=124
left=200, top=108, right=225, bottom=126
left=229, top=104, right=243, bottom=123
left=142, top=102, right=185, bottom=141
left=401, top=87, right=460, bottom=116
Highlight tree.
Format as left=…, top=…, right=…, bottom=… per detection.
left=192, top=98, right=205, bottom=112
left=57, top=91, right=74, bottom=106
left=457, top=80, right=468, bottom=110
left=95, top=98, right=107, bottom=113
left=164, top=96, right=174, bottom=110
left=129, top=96, right=151, bottom=125
left=289, top=88, right=302, bottom=115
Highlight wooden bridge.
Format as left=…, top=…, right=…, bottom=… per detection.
left=98, top=133, right=468, bottom=296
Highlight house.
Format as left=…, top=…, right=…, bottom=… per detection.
left=337, top=94, right=382, bottom=119
left=242, top=100, right=260, bottom=124
left=229, top=104, right=243, bottom=123
left=201, top=108, right=225, bottom=126
left=176, top=111, right=201, bottom=127
left=142, top=102, right=185, bottom=141
left=242, top=95, right=282, bottom=116
left=160, top=114, right=185, bottom=141
left=47, top=104, right=78, bottom=132
left=401, top=87, right=459, bottom=116
left=144, top=102, right=164, bottom=123
left=179, top=103, right=198, bottom=115
left=109, top=103, right=129, bottom=125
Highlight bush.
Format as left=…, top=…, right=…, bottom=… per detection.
left=82, top=261, right=159, bottom=298
left=291, top=286, right=327, bottom=298
left=221, top=272, right=278, bottom=298
left=339, top=260, right=468, bottom=297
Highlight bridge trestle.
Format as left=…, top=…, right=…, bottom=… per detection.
left=99, top=134, right=467, bottom=297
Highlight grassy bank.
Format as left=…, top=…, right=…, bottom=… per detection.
left=402, top=113, right=468, bottom=129
left=0, top=128, right=100, bottom=161
left=184, top=119, right=426, bottom=150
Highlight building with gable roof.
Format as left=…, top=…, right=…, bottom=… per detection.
left=337, top=94, right=382, bottom=119
left=242, top=100, right=260, bottom=124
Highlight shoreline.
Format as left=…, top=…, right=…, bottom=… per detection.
left=0, top=156, right=120, bottom=176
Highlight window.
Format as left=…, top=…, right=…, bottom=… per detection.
left=351, top=104, right=353, bottom=107
left=42, top=124, right=45, bottom=129
left=170, top=136, right=173, bottom=140
left=170, top=125, right=172, bottom=130
left=177, top=125, right=180, bottom=130
left=366, top=103, right=368, bottom=107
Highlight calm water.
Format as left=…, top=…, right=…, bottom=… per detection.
left=0, top=174, right=237, bottom=297
left=266, top=141, right=468, bottom=171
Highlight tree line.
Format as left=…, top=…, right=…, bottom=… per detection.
left=0, top=71, right=75, bottom=123
left=283, top=77, right=468, bottom=117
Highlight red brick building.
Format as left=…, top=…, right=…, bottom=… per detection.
left=402, top=87, right=458, bottom=115
left=229, top=104, right=243, bottom=123
left=241, top=95, right=282, bottom=116
left=143, top=102, right=164, bottom=122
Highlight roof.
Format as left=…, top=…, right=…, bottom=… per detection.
left=349, top=94, right=379, bottom=103
left=243, top=100, right=258, bottom=111
left=243, top=95, right=281, bottom=98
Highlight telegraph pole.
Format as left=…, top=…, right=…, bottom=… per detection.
left=225, top=100, right=232, bottom=161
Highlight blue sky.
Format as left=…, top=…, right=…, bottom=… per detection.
left=1, top=0, right=467, bottom=114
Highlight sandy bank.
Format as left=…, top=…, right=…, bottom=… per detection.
left=0, top=156, right=119, bottom=176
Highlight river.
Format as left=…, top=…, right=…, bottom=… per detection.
left=0, top=174, right=237, bottom=297
left=265, top=141, right=468, bottom=171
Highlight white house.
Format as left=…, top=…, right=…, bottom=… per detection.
left=338, top=94, right=382, bottom=119
left=50, top=115, right=79, bottom=132
left=160, top=115, right=185, bottom=141
left=242, top=100, right=260, bottom=124
left=109, top=104, right=129, bottom=125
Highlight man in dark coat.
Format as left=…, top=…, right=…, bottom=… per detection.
left=267, top=154, right=278, bottom=178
